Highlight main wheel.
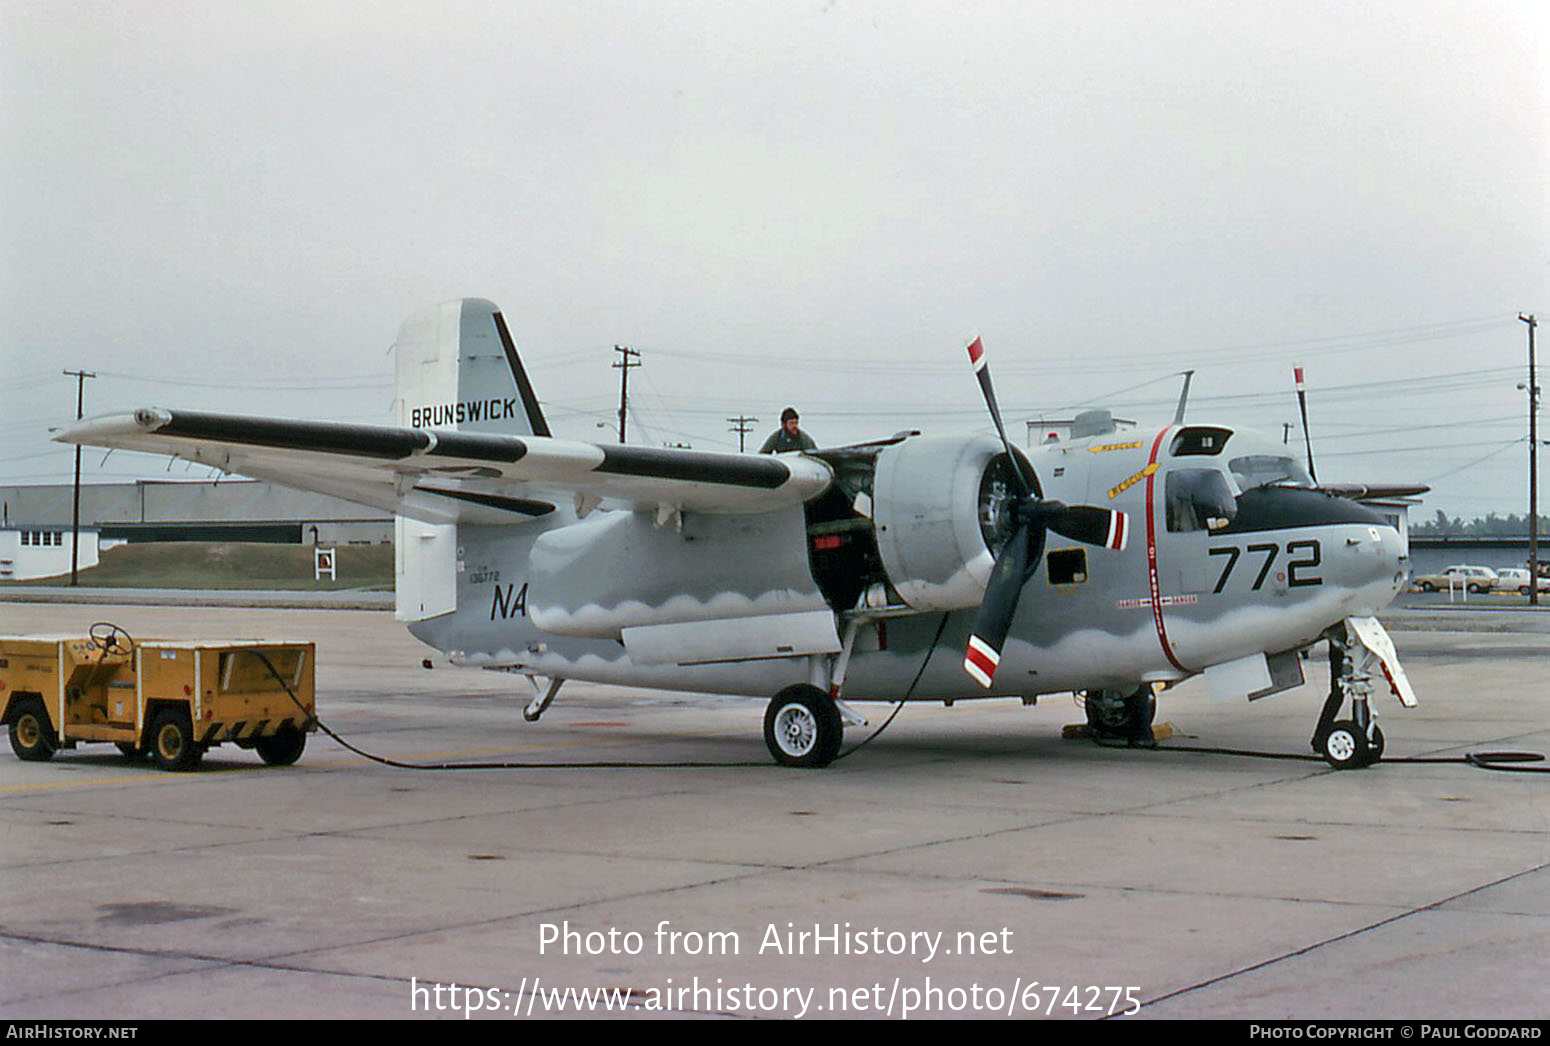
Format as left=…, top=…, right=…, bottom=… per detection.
left=1085, top=686, right=1156, bottom=745
left=254, top=726, right=307, bottom=767
left=8, top=699, right=57, bottom=762
left=763, top=685, right=843, bottom=768
left=148, top=709, right=201, bottom=771
left=1418, top=581, right=1436, bottom=592
left=1321, top=719, right=1370, bottom=770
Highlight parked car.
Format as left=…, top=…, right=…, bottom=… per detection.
left=1412, top=565, right=1498, bottom=594
left=1495, top=568, right=1550, bottom=595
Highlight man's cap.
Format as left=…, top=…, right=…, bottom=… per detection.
left=781, top=407, right=799, bottom=421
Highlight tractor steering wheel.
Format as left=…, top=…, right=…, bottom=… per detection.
left=88, top=621, right=136, bottom=658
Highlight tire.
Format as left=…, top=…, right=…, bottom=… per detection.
left=1085, top=686, right=1156, bottom=745
left=1418, top=581, right=1435, bottom=592
left=1361, top=724, right=1386, bottom=767
left=1521, top=586, right=1532, bottom=596
left=1468, top=584, right=1484, bottom=594
left=1321, top=719, right=1369, bottom=770
left=254, top=726, right=306, bottom=767
left=148, top=709, right=201, bottom=772
left=763, top=685, right=842, bottom=768
left=8, top=699, right=57, bottom=762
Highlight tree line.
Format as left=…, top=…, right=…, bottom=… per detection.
left=1411, top=511, right=1550, bottom=537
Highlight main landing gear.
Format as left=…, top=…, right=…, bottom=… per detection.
left=1083, top=685, right=1157, bottom=747
left=763, top=684, right=844, bottom=768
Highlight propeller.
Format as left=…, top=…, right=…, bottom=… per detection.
left=962, top=336, right=1130, bottom=688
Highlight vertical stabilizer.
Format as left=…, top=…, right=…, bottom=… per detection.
left=391, top=299, right=550, bottom=621
left=394, top=298, right=550, bottom=437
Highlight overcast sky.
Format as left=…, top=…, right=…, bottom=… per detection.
left=3, top=0, right=1547, bottom=520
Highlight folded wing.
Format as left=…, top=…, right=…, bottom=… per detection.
left=57, top=408, right=833, bottom=525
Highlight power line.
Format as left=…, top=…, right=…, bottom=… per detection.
left=89, top=369, right=392, bottom=390
left=1422, top=440, right=1525, bottom=483
left=1319, top=438, right=1521, bottom=458
left=621, top=314, right=1516, bottom=375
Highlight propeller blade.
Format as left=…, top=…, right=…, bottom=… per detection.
left=964, top=520, right=1034, bottom=688
left=966, top=335, right=1033, bottom=496
left=1044, top=504, right=1129, bottom=551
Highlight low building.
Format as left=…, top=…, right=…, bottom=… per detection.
left=0, top=525, right=100, bottom=580
left=0, top=480, right=391, bottom=546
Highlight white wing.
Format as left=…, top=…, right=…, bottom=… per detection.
left=57, top=409, right=832, bottom=524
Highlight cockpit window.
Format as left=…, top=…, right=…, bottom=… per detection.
left=1166, top=469, right=1237, bottom=533
left=1169, top=426, right=1232, bottom=456
left=1229, top=455, right=1314, bottom=491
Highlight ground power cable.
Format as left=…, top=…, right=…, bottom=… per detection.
left=250, top=648, right=890, bottom=771
left=1147, top=742, right=1547, bottom=773
left=829, top=612, right=952, bottom=763
left=242, top=636, right=1544, bottom=775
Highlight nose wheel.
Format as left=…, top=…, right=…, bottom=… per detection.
left=1312, top=631, right=1387, bottom=770
left=1318, top=719, right=1385, bottom=770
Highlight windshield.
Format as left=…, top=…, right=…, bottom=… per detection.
left=1229, top=454, right=1314, bottom=491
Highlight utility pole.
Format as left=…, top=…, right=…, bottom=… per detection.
left=728, top=414, right=758, bottom=453
left=612, top=345, right=640, bottom=445
left=63, top=369, right=95, bottom=586
left=1521, top=314, right=1539, bottom=606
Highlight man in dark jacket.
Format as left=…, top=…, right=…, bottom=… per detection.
left=759, top=407, right=817, bottom=454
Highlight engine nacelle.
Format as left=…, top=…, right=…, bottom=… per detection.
left=870, top=434, right=1028, bottom=611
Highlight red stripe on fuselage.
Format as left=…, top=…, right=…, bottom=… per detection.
left=1143, top=426, right=1189, bottom=674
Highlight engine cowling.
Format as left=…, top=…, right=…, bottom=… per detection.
left=870, top=434, right=1032, bottom=611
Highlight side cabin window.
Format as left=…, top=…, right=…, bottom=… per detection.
left=1166, top=469, right=1237, bottom=533
left=1046, top=547, right=1088, bottom=585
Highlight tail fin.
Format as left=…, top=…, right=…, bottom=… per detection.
left=392, top=299, right=549, bottom=623
left=394, top=298, right=550, bottom=437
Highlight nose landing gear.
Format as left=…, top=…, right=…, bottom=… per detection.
left=1312, top=616, right=1413, bottom=770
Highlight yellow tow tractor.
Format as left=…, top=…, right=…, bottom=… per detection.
left=1, top=624, right=315, bottom=771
